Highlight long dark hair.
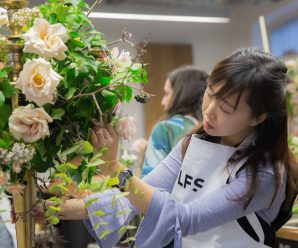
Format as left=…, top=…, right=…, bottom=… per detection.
left=183, top=47, right=298, bottom=210
left=165, top=65, right=208, bottom=121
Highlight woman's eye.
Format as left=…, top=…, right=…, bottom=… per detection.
left=219, top=105, right=233, bottom=114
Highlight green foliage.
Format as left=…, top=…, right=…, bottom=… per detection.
left=293, top=205, right=298, bottom=214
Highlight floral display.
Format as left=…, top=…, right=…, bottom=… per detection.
left=0, top=0, right=149, bottom=245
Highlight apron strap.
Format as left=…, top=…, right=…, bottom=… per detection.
left=236, top=216, right=260, bottom=242
left=226, top=161, right=276, bottom=247
left=256, top=214, right=276, bottom=247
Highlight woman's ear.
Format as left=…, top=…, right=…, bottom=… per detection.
left=250, top=113, right=268, bottom=127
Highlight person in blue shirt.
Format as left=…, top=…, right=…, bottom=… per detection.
left=142, top=66, right=208, bottom=176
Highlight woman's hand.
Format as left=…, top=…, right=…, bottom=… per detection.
left=91, top=124, right=121, bottom=176
left=33, top=199, right=87, bottom=220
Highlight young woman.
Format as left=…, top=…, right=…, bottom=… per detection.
left=55, top=47, right=298, bottom=248
left=142, top=66, right=208, bottom=176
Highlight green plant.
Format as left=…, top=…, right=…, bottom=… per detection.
left=0, top=0, right=149, bottom=244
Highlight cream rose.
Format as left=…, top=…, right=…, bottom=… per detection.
left=21, top=18, right=70, bottom=60
left=15, top=58, right=62, bottom=106
left=9, top=104, right=53, bottom=143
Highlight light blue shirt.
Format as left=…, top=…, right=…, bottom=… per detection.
left=84, top=140, right=286, bottom=248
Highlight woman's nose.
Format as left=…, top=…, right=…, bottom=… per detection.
left=204, top=100, right=217, bottom=119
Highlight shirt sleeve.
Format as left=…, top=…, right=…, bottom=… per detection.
left=135, top=166, right=286, bottom=248
left=83, top=141, right=184, bottom=247
left=84, top=189, right=137, bottom=248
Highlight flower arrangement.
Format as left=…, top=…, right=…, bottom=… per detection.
left=0, top=0, right=149, bottom=244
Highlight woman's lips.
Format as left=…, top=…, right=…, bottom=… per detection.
left=203, top=120, right=214, bottom=129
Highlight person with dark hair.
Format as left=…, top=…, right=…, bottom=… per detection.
left=142, top=65, right=208, bottom=176
left=49, top=48, right=298, bottom=248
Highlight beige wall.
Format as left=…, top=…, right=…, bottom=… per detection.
left=90, top=0, right=298, bottom=139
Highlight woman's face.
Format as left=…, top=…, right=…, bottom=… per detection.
left=161, top=79, right=174, bottom=111
left=202, top=84, right=263, bottom=146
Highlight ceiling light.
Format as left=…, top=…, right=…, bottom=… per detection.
left=87, top=12, right=230, bottom=23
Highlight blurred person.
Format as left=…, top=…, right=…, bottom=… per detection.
left=0, top=197, right=16, bottom=248
left=142, top=65, right=208, bottom=176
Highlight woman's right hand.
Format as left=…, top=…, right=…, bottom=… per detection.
left=90, top=124, right=120, bottom=175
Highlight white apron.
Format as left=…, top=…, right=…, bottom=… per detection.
left=172, top=134, right=270, bottom=248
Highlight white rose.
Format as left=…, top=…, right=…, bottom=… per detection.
left=9, top=104, right=53, bottom=143
left=110, top=47, right=132, bottom=73
left=15, top=58, right=62, bottom=106
left=21, top=18, right=70, bottom=60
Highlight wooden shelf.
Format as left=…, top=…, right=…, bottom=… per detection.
left=276, top=226, right=298, bottom=241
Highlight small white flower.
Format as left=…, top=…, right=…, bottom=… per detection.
left=12, top=161, right=21, bottom=173
left=110, top=47, right=132, bottom=73
left=121, top=150, right=137, bottom=162
left=116, top=116, right=137, bottom=141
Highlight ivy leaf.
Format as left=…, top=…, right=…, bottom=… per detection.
left=55, top=128, right=64, bottom=146
left=86, top=158, right=105, bottom=167
left=54, top=173, right=72, bottom=183
left=0, top=90, right=5, bottom=107
left=51, top=108, right=65, bottom=120
left=73, top=52, right=98, bottom=73
left=0, top=67, right=12, bottom=79
left=71, top=39, right=86, bottom=48
left=78, top=1, right=90, bottom=9
left=65, top=87, right=77, bottom=100
left=49, top=206, right=61, bottom=212
left=0, top=104, right=12, bottom=128
left=48, top=197, right=62, bottom=205
left=2, top=80, right=16, bottom=98
left=56, top=162, right=78, bottom=172
left=47, top=215, right=60, bottom=225
left=69, top=31, right=80, bottom=38
left=98, top=76, right=112, bottom=86
left=116, top=85, right=133, bottom=102
left=49, top=12, right=58, bottom=24
left=102, top=89, right=116, bottom=97
left=0, top=132, right=12, bottom=149
left=77, top=141, right=93, bottom=155
left=35, top=141, right=46, bottom=159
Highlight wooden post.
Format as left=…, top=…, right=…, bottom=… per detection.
left=259, top=15, right=271, bottom=53
left=13, top=171, right=36, bottom=248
